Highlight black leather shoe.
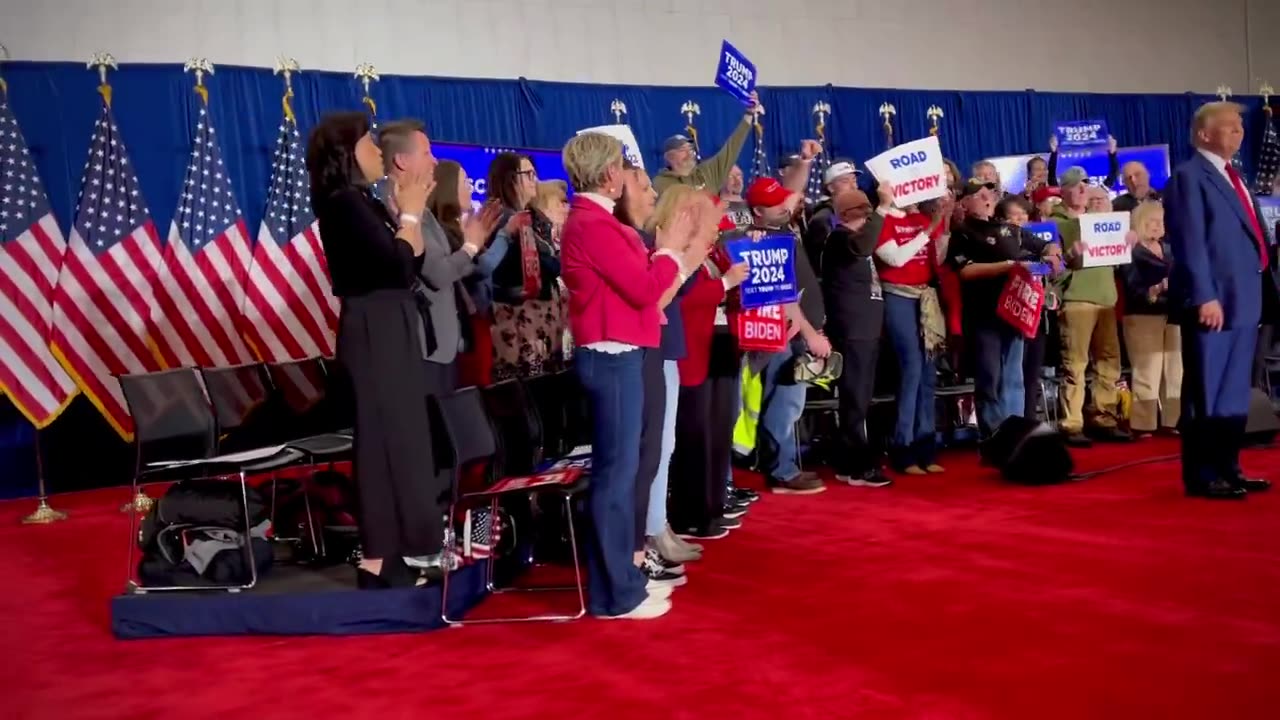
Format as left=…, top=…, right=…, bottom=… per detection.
left=1063, top=432, right=1093, bottom=448
left=1240, top=477, right=1272, bottom=492
left=1186, top=479, right=1248, bottom=500
left=1089, top=426, right=1132, bottom=442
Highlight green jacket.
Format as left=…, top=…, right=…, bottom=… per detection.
left=1051, top=207, right=1117, bottom=308
left=653, top=118, right=752, bottom=196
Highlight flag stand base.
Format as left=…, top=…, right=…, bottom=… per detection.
left=121, top=490, right=155, bottom=514
left=22, top=497, right=68, bottom=525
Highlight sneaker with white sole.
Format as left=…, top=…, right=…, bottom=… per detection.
left=646, top=581, right=675, bottom=599
left=642, top=550, right=689, bottom=587
left=600, top=595, right=672, bottom=620
left=645, top=545, right=685, bottom=575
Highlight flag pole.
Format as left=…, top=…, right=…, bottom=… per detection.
left=22, top=429, right=68, bottom=524
left=84, top=52, right=155, bottom=516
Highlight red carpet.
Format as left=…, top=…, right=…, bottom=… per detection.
left=4, top=438, right=1280, bottom=719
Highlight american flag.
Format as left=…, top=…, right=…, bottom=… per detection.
left=1255, top=104, right=1279, bottom=196
left=748, top=121, right=770, bottom=182
left=805, top=144, right=831, bottom=204
left=242, top=112, right=337, bottom=361
left=0, top=84, right=78, bottom=427
left=461, top=506, right=504, bottom=561
left=50, top=98, right=166, bottom=438
left=151, top=103, right=254, bottom=368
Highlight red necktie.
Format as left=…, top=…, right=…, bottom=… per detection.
left=1225, top=165, right=1269, bottom=270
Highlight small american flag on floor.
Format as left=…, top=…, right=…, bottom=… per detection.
left=151, top=102, right=254, bottom=368
left=0, top=81, right=78, bottom=427
left=462, top=507, right=504, bottom=561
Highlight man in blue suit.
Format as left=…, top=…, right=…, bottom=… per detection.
left=1165, top=101, right=1280, bottom=499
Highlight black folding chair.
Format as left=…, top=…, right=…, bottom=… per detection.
left=202, top=363, right=341, bottom=557
left=265, top=359, right=354, bottom=461
left=523, top=373, right=569, bottom=462
left=435, top=387, right=587, bottom=625
left=200, top=363, right=279, bottom=452
left=119, top=368, right=304, bottom=593
left=481, top=379, right=544, bottom=476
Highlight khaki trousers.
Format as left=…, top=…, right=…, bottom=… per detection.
left=1121, top=314, right=1182, bottom=432
left=1058, top=301, right=1122, bottom=432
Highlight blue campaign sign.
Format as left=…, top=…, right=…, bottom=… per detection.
left=1055, top=119, right=1109, bottom=148
left=433, top=141, right=569, bottom=209
left=725, top=234, right=798, bottom=308
left=1023, top=221, right=1060, bottom=247
left=714, top=40, right=757, bottom=105
left=985, top=144, right=1171, bottom=196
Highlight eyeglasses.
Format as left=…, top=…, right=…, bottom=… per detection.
left=517, top=169, right=538, bottom=179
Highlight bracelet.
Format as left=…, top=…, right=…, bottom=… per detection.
left=463, top=242, right=481, bottom=256
left=399, top=213, right=421, bottom=226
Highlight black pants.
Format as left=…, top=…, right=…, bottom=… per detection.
left=338, top=291, right=443, bottom=559
left=669, top=336, right=737, bottom=532
left=1253, top=324, right=1274, bottom=392
left=832, top=335, right=881, bottom=477
left=634, top=348, right=666, bottom=550
left=1023, top=324, right=1048, bottom=420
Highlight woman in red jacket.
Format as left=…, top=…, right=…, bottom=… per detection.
left=669, top=193, right=749, bottom=541
left=559, top=133, right=695, bottom=620
left=875, top=200, right=947, bottom=474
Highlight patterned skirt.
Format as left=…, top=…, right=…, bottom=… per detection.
left=491, top=286, right=569, bottom=381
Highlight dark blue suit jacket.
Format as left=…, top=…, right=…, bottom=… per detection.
left=1164, top=152, right=1272, bottom=330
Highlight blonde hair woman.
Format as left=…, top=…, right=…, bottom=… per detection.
left=1119, top=201, right=1180, bottom=436
left=559, top=132, right=696, bottom=620
left=617, top=178, right=719, bottom=573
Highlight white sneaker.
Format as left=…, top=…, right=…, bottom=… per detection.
left=601, top=596, right=672, bottom=620
left=646, top=581, right=675, bottom=599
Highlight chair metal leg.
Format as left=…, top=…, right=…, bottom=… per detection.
left=442, top=492, right=586, bottom=625
left=127, top=469, right=260, bottom=594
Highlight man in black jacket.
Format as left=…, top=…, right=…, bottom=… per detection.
left=822, top=183, right=896, bottom=487
left=803, top=159, right=863, bottom=273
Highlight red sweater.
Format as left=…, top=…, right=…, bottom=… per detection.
left=677, top=254, right=732, bottom=387
left=561, top=196, right=679, bottom=348
left=875, top=211, right=938, bottom=286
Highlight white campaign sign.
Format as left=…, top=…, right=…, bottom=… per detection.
left=1079, top=211, right=1132, bottom=267
left=577, top=124, right=644, bottom=170
left=864, top=135, right=947, bottom=206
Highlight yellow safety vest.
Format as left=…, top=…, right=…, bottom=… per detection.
left=732, top=363, right=764, bottom=455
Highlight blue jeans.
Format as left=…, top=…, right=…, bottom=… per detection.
left=575, top=348, right=648, bottom=617
left=646, top=360, right=680, bottom=537
left=971, top=321, right=1025, bottom=438
left=884, top=293, right=937, bottom=466
left=758, top=345, right=806, bottom=482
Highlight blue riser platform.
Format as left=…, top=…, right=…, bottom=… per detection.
left=111, top=560, right=489, bottom=639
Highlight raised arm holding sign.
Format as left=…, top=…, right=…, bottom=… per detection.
left=864, top=136, right=949, bottom=207
left=715, top=40, right=757, bottom=105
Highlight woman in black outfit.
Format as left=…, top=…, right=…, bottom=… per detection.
left=306, top=112, right=439, bottom=589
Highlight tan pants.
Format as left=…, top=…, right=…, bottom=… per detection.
left=1121, top=314, right=1182, bottom=432
left=1058, top=301, right=1122, bottom=432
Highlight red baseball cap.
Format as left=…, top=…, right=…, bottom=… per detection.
left=745, top=177, right=794, bottom=209
left=1031, top=185, right=1061, bottom=205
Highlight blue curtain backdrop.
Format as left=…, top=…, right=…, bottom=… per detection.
left=0, top=60, right=1270, bottom=496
